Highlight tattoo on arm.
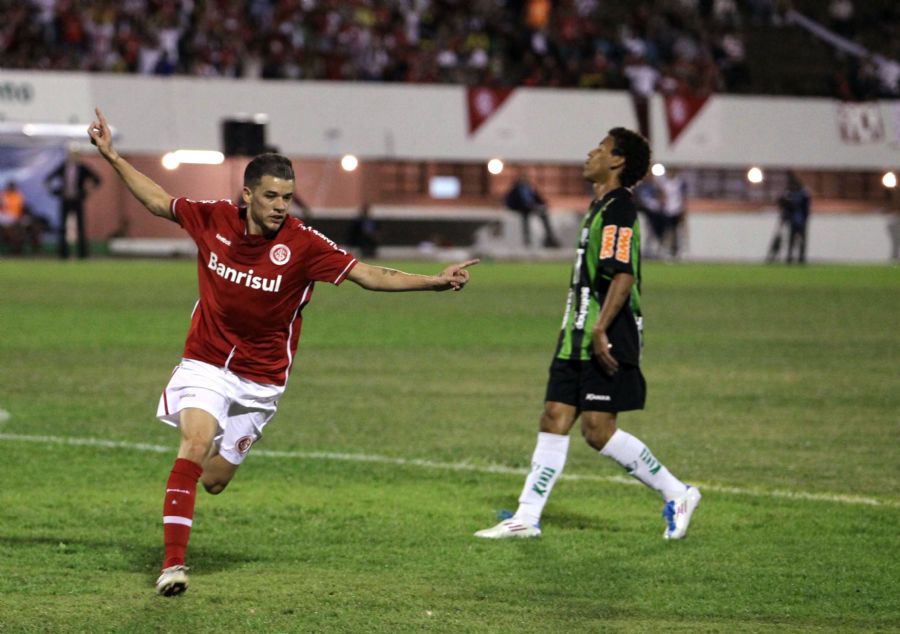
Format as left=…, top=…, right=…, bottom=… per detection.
left=378, top=267, right=400, bottom=277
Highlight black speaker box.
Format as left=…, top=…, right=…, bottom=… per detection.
left=221, top=119, right=267, bottom=156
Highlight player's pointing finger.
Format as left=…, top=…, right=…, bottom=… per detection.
left=457, top=258, right=481, bottom=269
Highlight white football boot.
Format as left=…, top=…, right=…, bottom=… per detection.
left=662, top=486, right=702, bottom=540
left=474, top=517, right=541, bottom=539
left=156, top=565, right=190, bottom=596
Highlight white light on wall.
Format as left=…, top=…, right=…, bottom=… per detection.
left=341, top=154, right=359, bottom=172
left=429, top=176, right=461, bottom=199
left=173, top=149, right=225, bottom=165
left=882, top=171, right=897, bottom=188
left=747, top=167, right=764, bottom=184
left=161, top=150, right=225, bottom=169
left=0, top=121, right=120, bottom=141
left=161, top=152, right=180, bottom=170
left=487, top=158, right=504, bottom=175
left=651, top=163, right=666, bottom=177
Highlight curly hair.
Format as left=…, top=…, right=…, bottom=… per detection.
left=608, top=127, right=651, bottom=189
left=243, top=153, right=295, bottom=188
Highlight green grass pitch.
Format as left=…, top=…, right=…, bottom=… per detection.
left=0, top=259, right=898, bottom=632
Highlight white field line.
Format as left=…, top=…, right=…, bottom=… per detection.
left=1, top=432, right=898, bottom=509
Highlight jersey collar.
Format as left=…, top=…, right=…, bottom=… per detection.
left=593, top=187, right=630, bottom=207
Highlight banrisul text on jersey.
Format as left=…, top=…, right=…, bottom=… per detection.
left=554, top=187, right=643, bottom=366
left=207, top=252, right=283, bottom=292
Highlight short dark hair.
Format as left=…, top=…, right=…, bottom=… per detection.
left=608, top=127, right=650, bottom=188
left=243, top=153, right=294, bottom=188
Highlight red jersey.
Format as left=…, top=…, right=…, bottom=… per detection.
left=171, top=197, right=357, bottom=385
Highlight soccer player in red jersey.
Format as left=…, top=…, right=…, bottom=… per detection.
left=87, top=108, right=478, bottom=596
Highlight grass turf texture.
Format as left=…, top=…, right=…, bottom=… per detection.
left=0, top=259, right=898, bottom=632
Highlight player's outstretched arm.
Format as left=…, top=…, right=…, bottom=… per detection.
left=87, top=107, right=174, bottom=221
left=346, top=259, right=479, bottom=292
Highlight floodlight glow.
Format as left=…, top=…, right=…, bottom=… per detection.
left=341, top=154, right=359, bottom=171
left=882, top=171, right=897, bottom=188
left=173, top=150, right=225, bottom=165
left=651, top=163, right=666, bottom=177
left=487, top=158, right=504, bottom=175
left=161, top=152, right=180, bottom=170
left=747, top=167, right=764, bottom=184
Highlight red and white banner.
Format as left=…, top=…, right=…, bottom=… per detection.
left=663, top=93, right=709, bottom=145
left=466, top=87, right=514, bottom=136
left=836, top=102, right=884, bottom=144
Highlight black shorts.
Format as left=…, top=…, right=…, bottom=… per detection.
left=544, top=357, right=646, bottom=413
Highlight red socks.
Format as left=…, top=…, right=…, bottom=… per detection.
left=162, top=458, right=204, bottom=569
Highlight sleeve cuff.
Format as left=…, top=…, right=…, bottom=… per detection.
left=333, top=258, right=358, bottom=285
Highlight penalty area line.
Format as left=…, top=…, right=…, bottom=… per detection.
left=0, top=432, right=897, bottom=509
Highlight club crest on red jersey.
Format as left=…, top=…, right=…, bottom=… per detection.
left=269, top=243, right=291, bottom=265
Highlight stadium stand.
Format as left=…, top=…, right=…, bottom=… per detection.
left=1, top=0, right=896, bottom=98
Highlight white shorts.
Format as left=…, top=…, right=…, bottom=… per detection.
left=157, top=358, right=284, bottom=465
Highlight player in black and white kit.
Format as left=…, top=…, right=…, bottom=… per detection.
left=475, top=128, right=701, bottom=540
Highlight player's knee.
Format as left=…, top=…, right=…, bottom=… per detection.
left=581, top=414, right=616, bottom=451
left=202, top=479, right=228, bottom=495
left=539, top=407, right=570, bottom=435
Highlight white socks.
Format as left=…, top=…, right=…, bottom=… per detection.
left=512, top=428, right=684, bottom=527
left=600, top=429, right=686, bottom=501
left=515, top=432, right=570, bottom=526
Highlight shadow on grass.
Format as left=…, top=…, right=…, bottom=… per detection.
left=0, top=534, right=259, bottom=578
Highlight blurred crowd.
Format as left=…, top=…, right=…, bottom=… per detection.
left=0, top=0, right=896, bottom=98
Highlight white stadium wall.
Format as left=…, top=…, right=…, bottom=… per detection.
left=682, top=212, right=895, bottom=263
left=650, top=94, right=900, bottom=170
left=2, top=70, right=898, bottom=168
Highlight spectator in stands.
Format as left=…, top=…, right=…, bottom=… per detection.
left=624, top=53, right=659, bottom=137
left=346, top=202, right=380, bottom=259
left=716, top=30, right=751, bottom=92
left=504, top=172, right=560, bottom=249
left=745, top=0, right=776, bottom=25
left=713, top=0, right=742, bottom=29
left=828, top=0, right=856, bottom=38
left=45, top=147, right=101, bottom=259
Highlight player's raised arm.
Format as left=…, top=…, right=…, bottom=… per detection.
left=347, top=259, right=479, bottom=292
left=87, top=107, right=174, bottom=221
